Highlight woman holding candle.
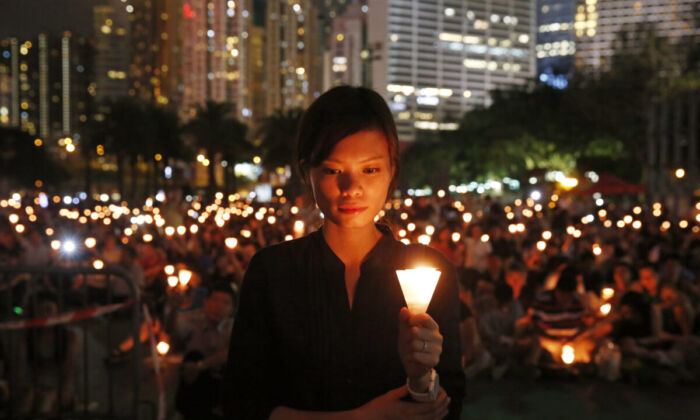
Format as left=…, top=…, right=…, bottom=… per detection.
left=223, top=86, right=464, bottom=419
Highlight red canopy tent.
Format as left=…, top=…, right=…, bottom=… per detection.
left=574, top=173, right=646, bottom=195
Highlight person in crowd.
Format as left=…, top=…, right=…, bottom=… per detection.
left=15, top=291, right=79, bottom=415
left=636, top=264, right=695, bottom=337
left=527, top=266, right=591, bottom=364
left=223, top=86, right=464, bottom=419
left=505, top=261, right=537, bottom=310
left=171, top=284, right=236, bottom=420
left=462, top=224, right=491, bottom=273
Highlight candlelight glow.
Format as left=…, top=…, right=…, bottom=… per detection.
left=462, top=213, right=472, bottom=223
left=157, top=341, right=170, bottom=355
left=93, top=259, right=104, bottom=270
left=451, top=232, right=461, bottom=242
left=592, top=245, right=602, bottom=256
left=508, top=224, right=517, bottom=234
left=51, top=240, right=61, bottom=250
left=542, top=231, right=552, bottom=240
left=407, top=223, right=416, bottom=232
left=15, top=224, right=25, bottom=233
left=425, top=225, right=435, bottom=235
left=562, top=344, right=575, bottom=365
left=178, top=269, right=193, bottom=286
left=143, top=234, right=153, bottom=243
left=190, top=224, right=199, bottom=234
left=284, top=234, right=294, bottom=241
left=480, top=234, right=490, bottom=243
left=167, top=276, right=179, bottom=287
left=418, top=234, right=431, bottom=245
left=165, top=226, right=175, bottom=236
left=85, top=237, right=97, bottom=249
left=600, top=303, right=612, bottom=316
left=177, top=226, right=187, bottom=236
left=396, top=267, right=441, bottom=314
left=225, top=237, right=238, bottom=249
left=8, top=214, right=19, bottom=224
left=536, top=241, right=546, bottom=251
left=164, top=265, right=175, bottom=275
left=601, top=287, right=615, bottom=300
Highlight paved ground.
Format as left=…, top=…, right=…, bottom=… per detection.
left=462, top=377, right=700, bottom=420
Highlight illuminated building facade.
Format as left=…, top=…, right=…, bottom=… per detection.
left=574, top=0, right=700, bottom=70
left=0, top=33, right=92, bottom=145
left=264, top=0, right=320, bottom=114
left=246, top=24, right=266, bottom=129
left=367, top=0, right=536, bottom=142
left=93, top=5, right=130, bottom=100
left=323, top=2, right=364, bottom=89
left=181, top=0, right=251, bottom=121
left=536, top=0, right=575, bottom=88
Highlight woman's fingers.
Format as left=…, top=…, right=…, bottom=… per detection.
left=408, top=313, right=440, bottom=330
left=412, top=350, right=441, bottom=367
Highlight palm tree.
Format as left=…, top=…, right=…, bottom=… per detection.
left=257, top=108, right=303, bottom=195
left=184, top=101, right=251, bottom=198
left=94, top=97, right=150, bottom=200
left=0, top=127, right=65, bottom=189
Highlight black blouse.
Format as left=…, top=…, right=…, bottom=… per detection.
left=222, top=225, right=465, bottom=419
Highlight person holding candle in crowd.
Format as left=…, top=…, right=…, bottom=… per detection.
left=223, top=86, right=464, bottom=419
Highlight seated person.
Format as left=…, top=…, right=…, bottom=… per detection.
left=478, top=282, right=537, bottom=374
left=636, top=263, right=695, bottom=337
left=168, top=284, right=236, bottom=420
left=505, top=260, right=537, bottom=310
left=528, top=266, right=593, bottom=364
left=609, top=291, right=698, bottom=382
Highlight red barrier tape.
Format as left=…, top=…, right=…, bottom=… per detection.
left=0, top=300, right=136, bottom=329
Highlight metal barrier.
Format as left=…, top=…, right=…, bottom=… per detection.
left=0, top=265, right=142, bottom=419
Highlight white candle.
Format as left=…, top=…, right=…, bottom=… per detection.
left=396, top=267, right=441, bottom=314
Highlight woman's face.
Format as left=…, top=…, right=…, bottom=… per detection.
left=309, top=129, right=393, bottom=230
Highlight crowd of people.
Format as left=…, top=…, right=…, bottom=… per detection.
left=0, top=189, right=699, bottom=417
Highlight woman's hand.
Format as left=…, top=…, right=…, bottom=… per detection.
left=357, top=385, right=450, bottom=420
left=398, top=307, right=443, bottom=387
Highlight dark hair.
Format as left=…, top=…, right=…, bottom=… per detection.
left=506, top=260, right=527, bottom=273
left=495, top=282, right=514, bottom=305
left=208, top=283, right=236, bottom=302
left=556, top=265, right=579, bottom=293
left=295, top=86, right=400, bottom=198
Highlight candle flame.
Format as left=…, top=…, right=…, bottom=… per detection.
left=396, top=267, right=441, bottom=314
left=562, top=344, right=575, bottom=365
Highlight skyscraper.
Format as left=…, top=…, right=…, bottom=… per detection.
left=574, top=0, right=699, bottom=70
left=93, top=4, right=130, bottom=100
left=0, top=32, right=92, bottom=145
left=181, top=0, right=251, bottom=120
left=323, top=2, right=364, bottom=89
left=264, top=0, right=320, bottom=115
left=367, top=0, right=536, bottom=143
left=536, top=0, right=575, bottom=88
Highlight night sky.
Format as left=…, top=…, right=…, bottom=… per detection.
left=0, top=0, right=96, bottom=39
